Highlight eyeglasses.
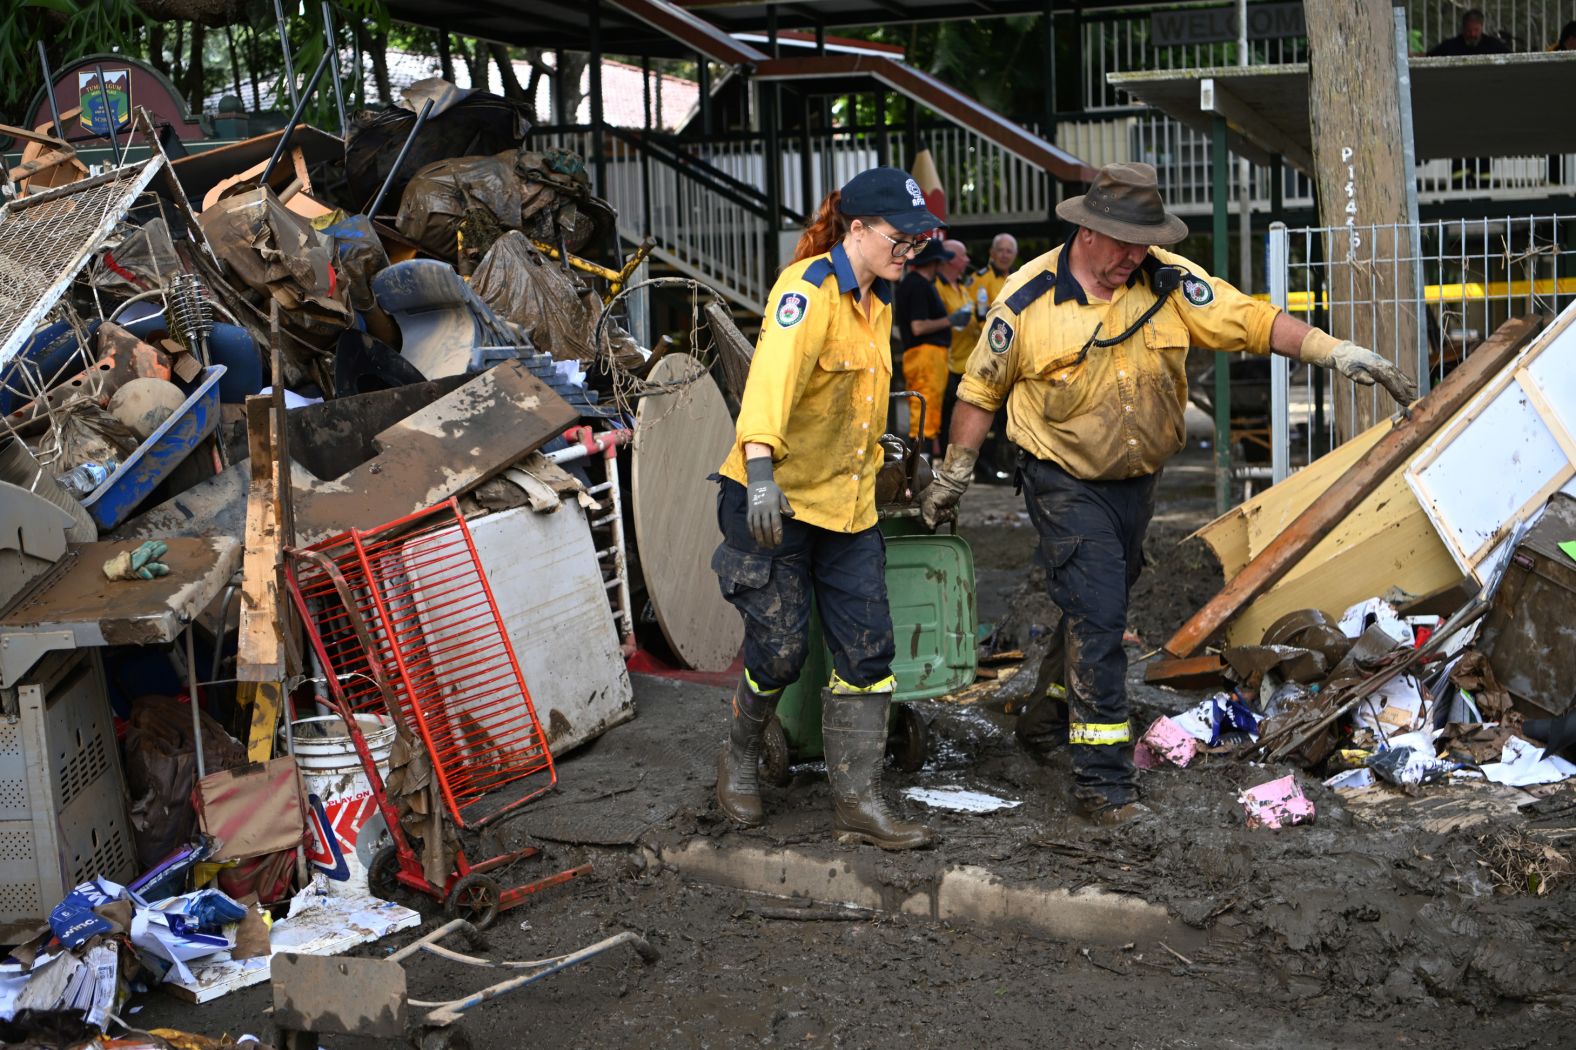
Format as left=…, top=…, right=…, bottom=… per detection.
left=859, top=223, right=926, bottom=260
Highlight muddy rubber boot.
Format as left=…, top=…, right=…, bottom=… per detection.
left=716, top=678, right=777, bottom=827
left=822, top=690, right=935, bottom=850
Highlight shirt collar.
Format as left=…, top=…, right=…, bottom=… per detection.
left=1053, top=234, right=1148, bottom=306
left=830, top=242, right=892, bottom=304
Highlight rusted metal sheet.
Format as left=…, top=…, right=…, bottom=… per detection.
left=1164, top=315, right=1545, bottom=658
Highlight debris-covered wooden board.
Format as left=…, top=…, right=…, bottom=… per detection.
left=292, top=359, right=577, bottom=543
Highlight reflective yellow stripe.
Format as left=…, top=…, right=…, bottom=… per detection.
left=1044, top=682, right=1067, bottom=700
left=744, top=668, right=782, bottom=697
left=828, top=672, right=897, bottom=695
left=1069, top=721, right=1131, bottom=746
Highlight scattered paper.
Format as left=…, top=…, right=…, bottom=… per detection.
left=902, top=786, right=1023, bottom=813
left=1134, top=716, right=1199, bottom=769
left=1480, top=735, right=1576, bottom=787
left=1338, top=598, right=1415, bottom=647
left=1173, top=694, right=1259, bottom=746
left=1238, top=775, right=1316, bottom=829
left=1353, top=674, right=1429, bottom=741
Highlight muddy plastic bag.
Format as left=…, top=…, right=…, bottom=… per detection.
left=396, top=146, right=615, bottom=263
left=124, top=696, right=246, bottom=870
left=311, top=211, right=391, bottom=312
left=471, top=231, right=642, bottom=368
left=345, top=80, right=531, bottom=212
left=92, top=217, right=180, bottom=295
left=395, top=152, right=525, bottom=260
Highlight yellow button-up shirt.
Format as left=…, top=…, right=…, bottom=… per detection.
left=720, top=244, right=893, bottom=533
left=958, top=241, right=1280, bottom=481
left=934, top=273, right=979, bottom=375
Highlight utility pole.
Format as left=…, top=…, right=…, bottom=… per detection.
left=1304, top=0, right=1420, bottom=439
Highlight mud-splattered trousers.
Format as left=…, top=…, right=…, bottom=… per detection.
left=1020, top=456, right=1158, bottom=808
left=711, top=478, right=896, bottom=693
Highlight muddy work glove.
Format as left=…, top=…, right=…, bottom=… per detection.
left=745, top=456, right=794, bottom=547
left=948, top=306, right=974, bottom=329
left=1301, top=331, right=1417, bottom=407
left=920, top=445, right=979, bottom=530
left=103, top=540, right=170, bottom=582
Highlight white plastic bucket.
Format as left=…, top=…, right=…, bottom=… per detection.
left=292, top=713, right=396, bottom=895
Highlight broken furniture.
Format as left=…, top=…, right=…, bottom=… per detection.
left=271, top=918, right=657, bottom=1050
left=371, top=258, right=530, bottom=379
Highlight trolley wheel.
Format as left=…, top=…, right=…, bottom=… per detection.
left=415, top=1025, right=471, bottom=1050
left=367, top=845, right=403, bottom=903
left=445, top=873, right=502, bottom=930
left=887, top=704, right=928, bottom=773
left=760, top=714, right=792, bottom=787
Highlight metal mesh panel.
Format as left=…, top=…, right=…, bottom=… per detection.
left=0, top=160, right=162, bottom=369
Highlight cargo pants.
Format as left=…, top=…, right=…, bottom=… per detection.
left=710, top=478, right=896, bottom=693
left=1019, top=456, right=1158, bottom=809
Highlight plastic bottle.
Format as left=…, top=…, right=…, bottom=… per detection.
left=976, top=285, right=989, bottom=319
left=55, top=460, right=116, bottom=499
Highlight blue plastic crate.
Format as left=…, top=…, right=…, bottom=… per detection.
left=81, top=364, right=226, bottom=531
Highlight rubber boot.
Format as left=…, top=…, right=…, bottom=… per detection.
left=822, top=690, right=934, bottom=850
left=716, top=677, right=777, bottom=827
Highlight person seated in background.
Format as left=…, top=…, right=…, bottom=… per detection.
left=1427, top=9, right=1510, bottom=55
left=1553, top=20, right=1576, bottom=50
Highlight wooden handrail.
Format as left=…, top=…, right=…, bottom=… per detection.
left=606, top=0, right=768, bottom=68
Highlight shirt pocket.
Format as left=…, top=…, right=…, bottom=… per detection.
left=1028, top=345, right=1096, bottom=423
left=1142, top=318, right=1191, bottom=398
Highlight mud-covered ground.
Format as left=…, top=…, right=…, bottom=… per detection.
left=138, top=438, right=1576, bottom=1048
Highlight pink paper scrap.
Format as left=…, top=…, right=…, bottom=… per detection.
left=1135, top=716, right=1199, bottom=769
left=1238, top=774, right=1316, bottom=829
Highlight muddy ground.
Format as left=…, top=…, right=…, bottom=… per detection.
left=138, top=440, right=1576, bottom=1048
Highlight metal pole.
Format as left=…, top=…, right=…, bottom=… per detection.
left=322, top=2, right=348, bottom=137
left=1394, top=5, right=1429, bottom=396
left=366, top=98, right=434, bottom=216
left=1236, top=0, right=1251, bottom=290
left=589, top=0, right=607, bottom=197
left=1212, top=113, right=1232, bottom=513
left=1268, top=221, right=1290, bottom=484
left=93, top=64, right=123, bottom=167
left=262, top=50, right=332, bottom=186
left=273, top=0, right=300, bottom=111
left=186, top=627, right=206, bottom=779
left=36, top=43, right=66, bottom=141
left=1043, top=2, right=1058, bottom=141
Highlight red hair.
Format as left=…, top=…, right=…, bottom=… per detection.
left=792, top=190, right=850, bottom=263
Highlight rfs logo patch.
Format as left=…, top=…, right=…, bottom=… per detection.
left=775, top=291, right=808, bottom=328
left=987, top=316, right=1014, bottom=354
left=1181, top=276, right=1215, bottom=307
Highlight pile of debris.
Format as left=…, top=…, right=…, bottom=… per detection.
left=0, top=75, right=730, bottom=1039
left=1142, top=309, right=1576, bottom=841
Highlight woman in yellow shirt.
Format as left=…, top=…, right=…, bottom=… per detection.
left=712, top=167, right=942, bottom=850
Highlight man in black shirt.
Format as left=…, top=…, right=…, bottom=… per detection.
left=896, top=239, right=969, bottom=451
left=1428, top=9, right=1510, bottom=56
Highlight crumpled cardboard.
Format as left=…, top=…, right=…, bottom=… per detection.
left=198, top=186, right=352, bottom=356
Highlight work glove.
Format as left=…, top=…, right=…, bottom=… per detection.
left=745, top=456, right=794, bottom=547
left=920, top=444, right=979, bottom=530
left=948, top=306, right=974, bottom=329
left=103, top=540, right=170, bottom=582
left=1301, top=331, right=1416, bottom=407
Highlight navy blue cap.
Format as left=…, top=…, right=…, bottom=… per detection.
left=838, top=166, right=944, bottom=235
left=909, top=238, right=953, bottom=265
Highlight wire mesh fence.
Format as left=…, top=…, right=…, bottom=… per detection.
left=1267, top=213, right=1576, bottom=470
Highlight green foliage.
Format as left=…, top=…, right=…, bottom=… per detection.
left=0, top=0, right=146, bottom=124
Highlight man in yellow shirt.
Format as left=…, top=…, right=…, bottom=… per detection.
left=934, top=238, right=978, bottom=443
left=972, top=232, right=1019, bottom=481
left=921, top=163, right=1413, bottom=825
